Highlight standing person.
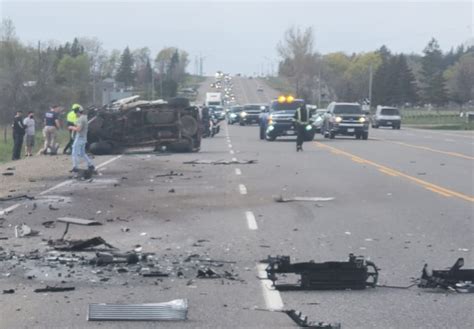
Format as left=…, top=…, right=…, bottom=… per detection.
left=63, top=104, right=80, bottom=154
left=23, top=111, right=36, bottom=157
left=69, top=106, right=95, bottom=173
left=42, top=105, right=61, bottom=155
left=293, top=104, right=310, bottom=152
left=11, top=111, right=25, bottom=160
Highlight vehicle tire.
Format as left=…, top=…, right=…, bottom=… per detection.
left=362, top=132, right=369, bottom=140
left=239, top=121, right=245, bottom=126
left=259, top=125, right=265, bottom=140
left=329, top=132, right=336, bottom=139
left=181, top=115, right=199, bottom=136
left=168, top=97, right=190, bottom=108
left=355, top=133, right=361, bottom=139
left=392, top=125, right=397, bottom=130
left=397, top=124, right=401, bottom=130
left=89, top=141, right=114, bottom=155
left=372, top=124, right=378, bottom=128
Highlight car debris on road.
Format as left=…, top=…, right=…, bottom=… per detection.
left=183, top=159, right=257, bottom=165
left=87, top=299, right=188, bottom=321
left=264, top=254, right=378, bottom=290
left=273, top=195, right=335, bottom=203
left=419, top=257, right=474, bottom=293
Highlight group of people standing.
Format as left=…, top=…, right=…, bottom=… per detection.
left=11, top=104, right=95, bottom=173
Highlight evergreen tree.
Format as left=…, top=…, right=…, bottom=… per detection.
left=115, top=46, right=135, bottom=87
left=420, top=38, right=447, bottom=105
left=372, top=46, right=392, bottom=106
left=70, top=38, right=83, bottom=57
left=394, top=54, right=418, bottom=105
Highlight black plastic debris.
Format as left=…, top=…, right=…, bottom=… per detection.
left=0, top=194, right=34, bottom=202
left=142, top=272, right=170, bottom=278
left=264, top=254, right=378, bottom=290
left=197, top=268, right=220, bottom=278
left=2, top=172, right=14, bottom=176
left=419, top=258, right=474, bottom=292
left=34, top=286, right=75, bottom=293
left=3, top=289, right=15, bottom=294
left=285, top=310, right=341, bottom=329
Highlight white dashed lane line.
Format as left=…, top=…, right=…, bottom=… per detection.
left=245, top=211, right=258, bottom=230
left=235, top=168, right=242, bottom=175
left=256, top=264, right=284, bottom=311
left=232, top=157, right=237, bottom=162
left=239, top=184, right=248, bottom=195
left=230, top=150, right=235, bottom=154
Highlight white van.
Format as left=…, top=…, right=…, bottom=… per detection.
left=372, top=106, right=401, bottom=129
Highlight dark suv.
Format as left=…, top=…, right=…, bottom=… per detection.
left=321, top=102, right=369, bottom=140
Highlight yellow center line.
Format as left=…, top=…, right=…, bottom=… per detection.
left=378, top=169, right=398, bottom=177
left=425, top=187, right=452, bottom=198
left=390, top=141, right=474, bottom=160
left=314, top=142, right=474, bottom=203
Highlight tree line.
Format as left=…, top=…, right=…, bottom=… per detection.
left=0, top=19, right=190, bottom=125
left=277, top=27, right=474, bottom=108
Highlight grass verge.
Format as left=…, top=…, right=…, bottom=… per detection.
left=0, top=127, right=70, bottom=164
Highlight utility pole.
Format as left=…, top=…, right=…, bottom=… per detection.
left=368, top=63, right=373, bottom=109
left=151, top=68, right=155, bottom=100
left=318, top=64, right=322, bottom=108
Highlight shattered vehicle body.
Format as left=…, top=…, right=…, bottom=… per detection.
left=87, top=96, right=201, bottom=154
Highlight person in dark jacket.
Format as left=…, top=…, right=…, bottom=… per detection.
left=293, top=104, right=310, bottom=152
left=12, top=111, right=26, bottom=160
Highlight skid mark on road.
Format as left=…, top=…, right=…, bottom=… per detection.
left=315, top=142, right=474, bottom=203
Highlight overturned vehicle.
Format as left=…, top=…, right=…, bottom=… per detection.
left=87, top=96, right=201, bottom=155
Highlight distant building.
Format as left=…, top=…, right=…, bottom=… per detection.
left=100, top=78, right=133, bottom=105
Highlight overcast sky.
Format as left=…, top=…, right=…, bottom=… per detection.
left=1, top=0, right=473, bottom=75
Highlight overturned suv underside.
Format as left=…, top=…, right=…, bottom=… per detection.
left=87, top=97, right=201, bottom=155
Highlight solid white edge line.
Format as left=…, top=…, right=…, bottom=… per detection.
left=239, top=184, right=247, bottom=195
left=40, top=155, right=122, bottom=195
left=256, top=264, right=284, bottom=311
left=0, top=203, right=21, bottom=216
left=245, top=211, right=258, bottom=230
left=235, top=168, right=242, bottom=175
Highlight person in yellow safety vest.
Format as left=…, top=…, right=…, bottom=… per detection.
left=63, top=104, right=81, bottom=154
left=293, top=104, right=310, bottom=152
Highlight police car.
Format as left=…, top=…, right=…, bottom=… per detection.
left=259, top=96, right=315, bottom=141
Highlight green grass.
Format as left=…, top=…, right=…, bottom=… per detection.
left=400, top=109, right=474, bottom=130
left=0, top=126, right=70, bottom=163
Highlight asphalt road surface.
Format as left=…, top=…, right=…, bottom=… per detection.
left=0, top=77, right=473, bottom=329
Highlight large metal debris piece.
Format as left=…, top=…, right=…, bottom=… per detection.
left=57, top=217, right=102, bottom=226
left=87, top=299, right=188, bottom=321
left=284, top=310, right=341, bottom=329
left=419, top=258, right=474, bottom=293
left=264, top=254, right=378, bottom=290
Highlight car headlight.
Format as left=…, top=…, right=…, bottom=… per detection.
left=359, top=117, right=366, bottom=123
left=230, top=113, right=237, bottom=118
left=267, top=125, right=274, bottom=131
left=335, top=116, right=342, bottom=123
left=240, top=111, right=247, bottom=117
left=305, top=124, right=312, bottom=131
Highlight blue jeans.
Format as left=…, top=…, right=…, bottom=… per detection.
left=72, top=136, right=94, bottom=169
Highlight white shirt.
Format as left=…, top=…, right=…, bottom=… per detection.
left=23, top=117, right=35, bottom=136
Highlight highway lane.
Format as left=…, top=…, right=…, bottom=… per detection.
left=0, top=76, right=472, bottom=328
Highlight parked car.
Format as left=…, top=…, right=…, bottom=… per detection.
left=321, top=102, right=369, bottom=140
left=372, top=106, right=401, bottom=129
